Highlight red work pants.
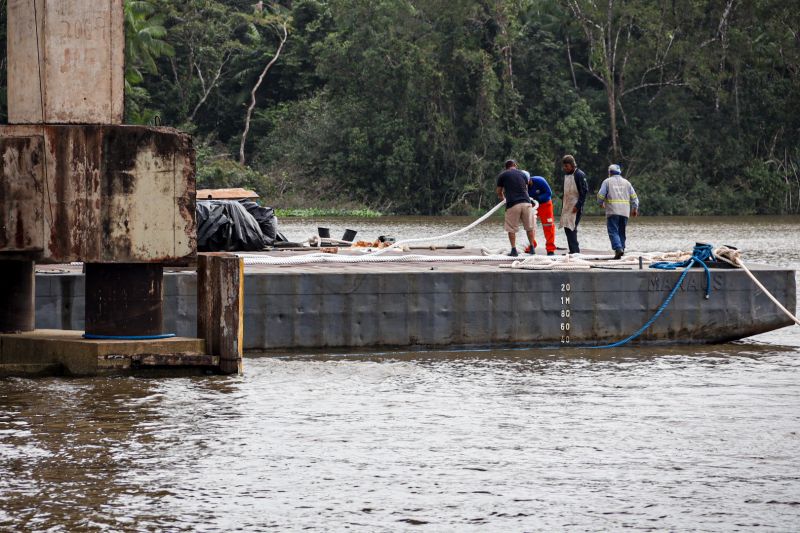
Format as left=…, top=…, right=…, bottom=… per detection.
left=533, top=200, right=557, bottom=253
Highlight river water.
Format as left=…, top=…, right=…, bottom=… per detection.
left=2, top=216, right=799, bottom=531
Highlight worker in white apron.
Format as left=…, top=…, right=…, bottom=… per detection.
left=559, top=154, right=589, bottom=254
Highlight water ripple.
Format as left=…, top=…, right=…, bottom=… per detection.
left=2, top=216, right=800, bottom=531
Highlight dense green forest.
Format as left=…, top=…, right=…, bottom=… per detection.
left=1, top=0, right=798, bottom=215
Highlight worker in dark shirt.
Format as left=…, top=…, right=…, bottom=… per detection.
left=560, top=154, right=589, bottom=254
left=496, top=159, right=535, bottom=257
left=522, top=171, right=556, bottom=256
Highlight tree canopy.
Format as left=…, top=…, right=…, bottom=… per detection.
left=1, top=0, right=798, bottom=215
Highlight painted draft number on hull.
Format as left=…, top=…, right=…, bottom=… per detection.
left=561, top=281, right=572, bottom=344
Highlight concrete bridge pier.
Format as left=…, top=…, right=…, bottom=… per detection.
left=0, top=259, right=35, bottom=333
left=0, top=0, right=233, bottom=376
left=84, top=263, right=165, bottom=337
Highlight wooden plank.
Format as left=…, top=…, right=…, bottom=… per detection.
left=130, top=353, right=218, bottom=367
left=197, top=253, right=243, bottom=374
left=196, top=188, right=258, bottom=200
left=197, top=254, right=208, bottom=341
left=216, top=255, right=244, bottom=374
left=197, top=254, right=215, bottom=354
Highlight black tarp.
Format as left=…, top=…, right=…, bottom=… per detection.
left=197, top=200, right=284, bottom=251
left=239, top=200, right=281, bottom=242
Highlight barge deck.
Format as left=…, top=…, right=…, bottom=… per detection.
left=33, top=249, right=797, bottom=350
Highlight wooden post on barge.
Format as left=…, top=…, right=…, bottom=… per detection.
left=198, top=253, right=244, bottom=374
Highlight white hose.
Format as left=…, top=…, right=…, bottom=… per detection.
left=241, top=199, right=539, bottom=266
left=236, top=199, right=521, bottom=266
left=372, top=200, right=538, bottom=255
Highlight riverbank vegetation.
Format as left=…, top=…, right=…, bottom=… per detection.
left=1, top=0, right=798, bottom=215
left=275, top=207, right=383, bottom=218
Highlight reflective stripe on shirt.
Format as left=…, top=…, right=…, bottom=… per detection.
left=598, top=176, right=639, bottom=217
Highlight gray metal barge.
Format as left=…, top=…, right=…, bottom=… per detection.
left=34, top=253, right=797, bottom=350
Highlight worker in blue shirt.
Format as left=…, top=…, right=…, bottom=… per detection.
left=522, top=171, right=556, bottom=255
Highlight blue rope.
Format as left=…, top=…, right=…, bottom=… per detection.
left=650, top=243, right=714, bottom=299
left=83, top=333, right=177, bottom=340
left=590, top=244, right=714, bottom=349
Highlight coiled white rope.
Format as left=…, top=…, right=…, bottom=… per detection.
left=499, top=250, right=694, bottom=271
left=239, top=252, right=514, bottom=265
left=371, top=200, right=538, bottom=255
left=503, top=254, right=593, bottom=270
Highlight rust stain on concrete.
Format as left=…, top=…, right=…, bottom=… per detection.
left=0, top=125, right=196, bottom=264
left=0, top=135, right=45, bottom=254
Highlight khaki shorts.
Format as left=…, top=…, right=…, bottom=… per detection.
left=504, top=202, right=534, bottom=233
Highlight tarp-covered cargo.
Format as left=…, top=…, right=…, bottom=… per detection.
left=196, top=200, right=284, bottom=252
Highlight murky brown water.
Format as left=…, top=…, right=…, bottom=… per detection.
left=2, top=216, right=800, bottom=531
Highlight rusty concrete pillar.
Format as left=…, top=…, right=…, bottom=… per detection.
left=7, top=0, right=125, bottom=124
left=84, top=263, right=164, bottom=337
left=0, top=259, right=35, bottom=333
